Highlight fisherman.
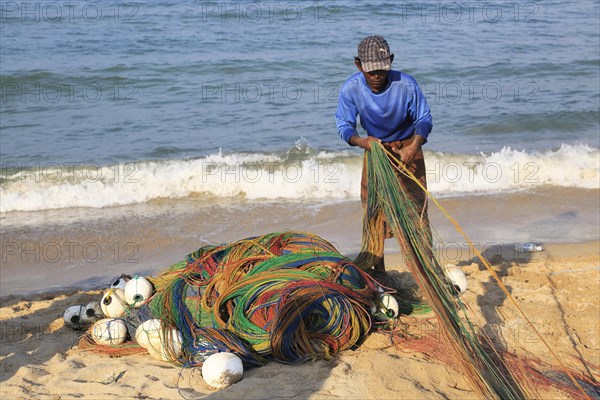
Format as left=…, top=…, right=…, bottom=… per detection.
left=335, top=35, right=433, bottom=272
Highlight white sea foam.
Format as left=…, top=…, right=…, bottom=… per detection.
left=1, top=144, right=597, bottom=213
left=426, top=143, right=600, bottom=194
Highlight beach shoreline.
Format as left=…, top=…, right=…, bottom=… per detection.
left=2, top=187, right=598, bottom=297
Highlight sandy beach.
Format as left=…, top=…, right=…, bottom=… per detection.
left=1, top=193, right=599, bottom=399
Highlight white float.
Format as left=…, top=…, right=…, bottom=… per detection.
left=379, top=294, right=399, bottom=319
left=82, top=301, right=103, bottom=324
left=63, top=305, right=86, bottom=329
left=202, top=352, right=244, bottom=389
left=134, top=319, right=183, bottom=362
left=444, top=266, right=468, bottom=295
left=91, top=318, right=128, bottom=346
left=124, top=275, right=154, bottom=307
left=110, top=274, right=131, bottom=290
left=101, top=289, right=128, bottom=318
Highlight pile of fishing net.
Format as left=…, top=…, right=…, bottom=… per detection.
left=75, top=231, right=409, bottom=369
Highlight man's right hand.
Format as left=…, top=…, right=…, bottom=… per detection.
left=349, top=135, right=381, bottom=151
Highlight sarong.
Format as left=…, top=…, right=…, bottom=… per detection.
left=355, top=134, right=431, bottom=269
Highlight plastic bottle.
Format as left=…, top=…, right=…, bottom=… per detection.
left=514, top=242, right=543, bottom=252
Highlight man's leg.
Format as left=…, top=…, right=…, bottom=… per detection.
left=374, top=254, right=385, bottom=272
left=355, top=152, right=387, bottom=271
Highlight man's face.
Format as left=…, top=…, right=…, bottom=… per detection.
left=362, top=69, right=389, bottom=93
left=355, top=59, right=389, bottom=93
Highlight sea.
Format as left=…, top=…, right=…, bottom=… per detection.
left=0, top=1, right=599, bottom=295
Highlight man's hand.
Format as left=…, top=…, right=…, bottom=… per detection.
left=349, top=135, right=381, bottom=151
left=391, top=135, right=425, bottom=165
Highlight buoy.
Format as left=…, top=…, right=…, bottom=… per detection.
left=101, top=289, right=128, bottom=318
left=124, top=275, right=154, bottom=307
left=82, top=301, right=104, bottom=324
left=444, top=266, right=468, bottom=295
left=110, top=274, right=132, bottom=291
left=379, top=294, right=399, bottom=319
left=134, top=319, right=161, bottom=348
left=63, top=305, right=86, bottom=330
left=202, top=352, right=244, bottom=389
left=91, top=318, right=128, bottom=346
left=134, top=319, right=183, bottom=362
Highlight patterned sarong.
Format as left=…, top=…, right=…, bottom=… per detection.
left=356, top=135, right=431, bottom=269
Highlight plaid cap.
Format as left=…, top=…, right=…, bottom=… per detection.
left=357, top=36, right=392, bottom=72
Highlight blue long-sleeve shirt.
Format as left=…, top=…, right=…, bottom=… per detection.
left=335, top=70, right=433, bottom=144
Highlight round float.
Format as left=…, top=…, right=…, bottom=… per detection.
left=379, top=293, right=399, bottom=319
left=124, top=276, right=154, bottom=307
left=101, top=289, right=128, bottom=318
left=91, top=318, right=128, bottom=346
left=110, top=274, right=131, bottom=291
left=82, top=301, right=103, bottom=324
left=134, top=319, right=183, bottom=362
left=202, top=352, right=244, bottom=389
left=444, top=266, right=468, bottom=295
left=63, top=305, right=86, bottom=329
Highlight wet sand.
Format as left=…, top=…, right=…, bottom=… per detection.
left=1, top=187, right=598, bottom=296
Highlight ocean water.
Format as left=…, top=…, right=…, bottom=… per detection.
left=1, top=1, right=599, bottom=215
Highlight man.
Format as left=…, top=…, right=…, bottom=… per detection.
left=335, top=35, right=433, bottom=272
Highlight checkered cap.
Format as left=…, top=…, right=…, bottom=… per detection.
left=357, top=36, right=392, bottom=72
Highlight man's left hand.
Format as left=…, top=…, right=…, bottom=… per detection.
left=391, top=135, right=425, bottom=165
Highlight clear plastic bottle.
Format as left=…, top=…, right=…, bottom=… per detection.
left=514, top=242, right=543, bottom=252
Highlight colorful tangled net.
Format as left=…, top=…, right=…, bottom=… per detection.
left=80, top=231, right=389, bottom=367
